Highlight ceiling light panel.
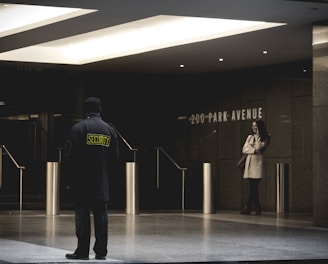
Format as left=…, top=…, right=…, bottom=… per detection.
left=0, top=15, right=286, bottom=65
left=0, top=3, right=96, bottom=38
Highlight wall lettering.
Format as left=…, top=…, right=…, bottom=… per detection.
left=186, top=107, right=263, bottom=125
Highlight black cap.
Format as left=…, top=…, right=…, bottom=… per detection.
left=84, top=97, right=102, bottom=113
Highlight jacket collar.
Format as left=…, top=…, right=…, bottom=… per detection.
left=83, top=112, right=101, bottom=119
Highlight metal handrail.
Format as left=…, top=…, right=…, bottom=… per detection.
left=110, top=123, right=138, bottom=162
left=155, top=147, right=187, bottom=211
left=0, top=145, right=26, bottom=211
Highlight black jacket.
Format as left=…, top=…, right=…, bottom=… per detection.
left=64, top=112, right=119, bottom=202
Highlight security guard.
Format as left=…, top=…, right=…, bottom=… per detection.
left=64, top=97, right=119, bottom=260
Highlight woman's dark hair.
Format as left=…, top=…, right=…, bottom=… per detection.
left=254, top=120, right=271, bottom=144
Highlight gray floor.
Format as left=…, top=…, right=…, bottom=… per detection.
left=0, top=210, right=327, bottom=264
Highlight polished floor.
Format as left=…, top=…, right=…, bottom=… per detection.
left=0, top=210, right=327, bottom=264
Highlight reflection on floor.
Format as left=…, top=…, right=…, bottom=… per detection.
left=0, top=210, right=327, bottom=263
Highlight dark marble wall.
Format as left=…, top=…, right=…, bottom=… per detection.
left=0, top=63, right=314, bottom=215
left=182, top=76, right=312, bottom=212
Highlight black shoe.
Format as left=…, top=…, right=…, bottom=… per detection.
left=240, top=209, right=251, bottom=215
left=95, top=255, right=106, bottom=260
left=256, top=209, right=262, bottom=215
left=65, top=253, right=89, bottom=260
left=240, top=205, right=251, bottom=215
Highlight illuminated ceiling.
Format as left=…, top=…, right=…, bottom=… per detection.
left=0, top=10, right=285, bottom=64
left=0, top=0, right=327, bottom=74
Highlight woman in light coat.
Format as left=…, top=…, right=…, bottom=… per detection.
left=240, top=120, right=271, bottom=215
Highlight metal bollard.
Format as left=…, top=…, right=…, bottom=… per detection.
left=203, top=162, right=215, bottom=214
left=276, top=163, right=289, bottom=214
left=126, top=162, right=139, bottom=215
left=46, top=162, right=60, bottom=216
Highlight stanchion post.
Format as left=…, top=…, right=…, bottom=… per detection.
left=203, top=162, right=215, bottom=214
left=46, top=161, right=60, bottom=216
left=276, top=163, right=289, bottom=214
left=126, top=162, right=139, bottom=215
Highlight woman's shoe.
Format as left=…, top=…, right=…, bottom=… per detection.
left=240, top=205, right=251, bottom=215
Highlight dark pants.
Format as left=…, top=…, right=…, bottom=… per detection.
left=74, top=200, right=108, bottom=257
left=247, top=179, right=261, bottom=210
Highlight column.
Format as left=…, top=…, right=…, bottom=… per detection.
left=312, top=23, right=328, bottom=227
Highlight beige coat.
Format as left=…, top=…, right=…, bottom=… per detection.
left=242, top=134, right=269, bottom=179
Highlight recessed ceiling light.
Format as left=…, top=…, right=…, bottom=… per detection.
left=0, top=15, right=285, bottom=65
left=0, top=3, right=96, bottom=38
left=262, top=50, right=268, bottom=54
left=218, top=58, right=224, bottom=62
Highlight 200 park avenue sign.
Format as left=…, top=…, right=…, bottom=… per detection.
left=185, top=107, right=263, bottom=125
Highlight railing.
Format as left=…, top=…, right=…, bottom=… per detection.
left=57, top=147, right=63, bottom=163
left=0, top=145, right=26, bottom=211
left=110, top=123, right=138, bottom=161
left=109, top=123, right=139, bottom=215
left=155, top=147, right=187, bottom=211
